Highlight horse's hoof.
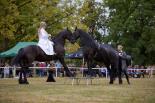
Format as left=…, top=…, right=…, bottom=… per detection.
left=119, top=80, right=123, bottom=84
left=119, top=82, right=123, bottom=85
left=25, top=81, right=29, bottom=84
left=18, top=79, right=24, bottom=84
left=19, top=81, right=23, bottom=84
left=109, top=81, right=113, bottom=84
left=46, top=79, right=56, bottom=82
left=22, top=80, right=29, bottom=84
left=66, top=72, right=73, bottom=77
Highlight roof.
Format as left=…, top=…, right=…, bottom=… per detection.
left=0, top=42, right=37, bottom=58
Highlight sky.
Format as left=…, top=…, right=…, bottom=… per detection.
left=95, top=0, right=102, bottom=3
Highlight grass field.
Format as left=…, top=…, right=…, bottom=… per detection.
left=0, top=77, right=155, bottom=103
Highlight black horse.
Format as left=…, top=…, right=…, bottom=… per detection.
left=12, top=28, right=74, bottom=84
left=72, top=28, right=130, bottom=84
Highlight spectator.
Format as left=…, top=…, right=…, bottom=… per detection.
left=39, top=62, right=46, bottom=77
left=100, top=66, right=108, bottom=77
left=0, top=61, right=5, bottom=78
left=133, top=65, right=142, bottom=78
left=55, top=61, right=62, bottom=77
left=127, top=65, right=134, bottom=77
left=146, top=66, right=151, bottom=78
left=140, top=65, right=145, bottom=78
left=4, top=63, right=10, bottom=78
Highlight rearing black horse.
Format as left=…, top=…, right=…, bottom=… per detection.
left=72, top=28, right=127, bottom=84
left=12, top=28, right=74, bottom=84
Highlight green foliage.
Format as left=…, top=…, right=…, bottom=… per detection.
left=0, top=0, right=19, bottom=51
left=104, top=0, right=155, bottom=65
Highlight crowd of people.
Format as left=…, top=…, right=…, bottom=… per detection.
left=31, top=61, right=64, bottom=77
left=0, top=62, right=13, bottom=78
left=0, top=61, right=154, bottom=78
left=127, top=65, right=155, bottom=78
left=0, top=60, right=64, bottom=78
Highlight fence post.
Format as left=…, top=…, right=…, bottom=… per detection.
left=33, top=67, right=36, bottom=77
left=105, top=68, right=108, bottom=79
left=55, top=67, right=58, bottom=77
left=150, top=68, right=153, bottom=78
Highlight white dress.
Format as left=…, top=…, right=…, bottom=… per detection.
left=37, top=28, right=55, bottom=55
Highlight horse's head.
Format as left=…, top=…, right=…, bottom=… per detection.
left=62, top=28, right=74, bottom=44
left=72, top=27, right=80, bottom=43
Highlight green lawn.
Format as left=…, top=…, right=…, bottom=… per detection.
left=0, top=77, right=155, bottom=103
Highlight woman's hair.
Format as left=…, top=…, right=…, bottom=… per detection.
left=40, top=21, right=46, bottom=28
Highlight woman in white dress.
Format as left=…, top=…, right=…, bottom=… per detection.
left=38, top=22, right=55, bottom=55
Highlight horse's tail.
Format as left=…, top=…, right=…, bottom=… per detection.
left=126, top=55, right=132, bottom=66
left=11, top=48, right=24, bottom=66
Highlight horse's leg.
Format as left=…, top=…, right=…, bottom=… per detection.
left=110, top=69, right=115, bottom=84
left=106, top=66, right=113, bottom=84
left=97, top=69, right=102, bottom=77
left=46, top=70, right=56, bottom=82
left=123, top=69, right=130, bottom=84
left=87, top=59, right=93, bottom=77
left=59, top=58, right=73, bottom=77
left=23, top=67, right=29, bottom=84
left=18, top=69, right=23, bottom=84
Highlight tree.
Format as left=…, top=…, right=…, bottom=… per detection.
left=104, top=0, right=155, bottom=65
left=0, top=0, right=19, bottom=51
left=78, top=0, right=105, bottom=42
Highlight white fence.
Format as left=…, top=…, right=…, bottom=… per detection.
left=0, top=67, right=155, bottom=78
left=0, top=67, right=108, bottom=78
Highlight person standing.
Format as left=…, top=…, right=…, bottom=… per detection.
left=117, top=44, right=130, bottom=84
left=4, top=63, right=10, bottom=78
left=55, top=61, right=62, bottom=77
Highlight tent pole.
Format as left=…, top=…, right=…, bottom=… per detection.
left=82, top=57, right=84, bottom=77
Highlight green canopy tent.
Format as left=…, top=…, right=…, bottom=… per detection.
left=0, top=42, right=37, bottom=58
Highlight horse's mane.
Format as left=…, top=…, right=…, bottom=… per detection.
left=51, top=29, right=68, bottom=43
left=77, top=29, right=98, bottom=48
